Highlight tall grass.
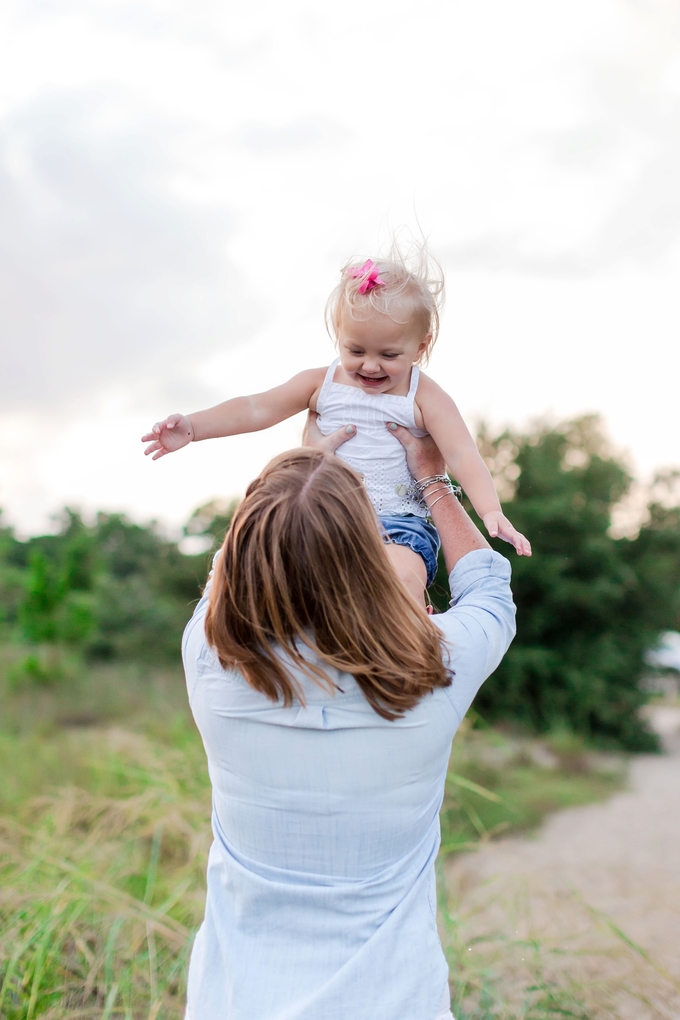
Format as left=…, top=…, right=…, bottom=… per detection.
left=0, top=730, right=209, bottom=1019
left=0, top=653, right=631, bottom=1019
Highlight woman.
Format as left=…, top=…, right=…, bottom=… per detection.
left=182, top=421, right=515, bottom=1020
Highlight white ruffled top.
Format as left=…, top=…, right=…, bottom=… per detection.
left=315, top=359, right=429, bottom=518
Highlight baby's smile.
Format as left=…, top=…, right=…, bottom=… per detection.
left=357, top=372, right=390, bottom=389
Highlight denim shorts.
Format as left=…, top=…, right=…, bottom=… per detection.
left=379, top=514, right=441, bottom=587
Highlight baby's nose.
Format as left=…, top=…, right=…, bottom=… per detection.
left=362, top=358, right=381, bottom=374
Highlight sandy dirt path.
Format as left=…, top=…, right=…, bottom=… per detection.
left=444, top=707, right=680, bottom=1019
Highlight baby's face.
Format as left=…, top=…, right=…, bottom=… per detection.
left=337, top=311, right=430, bottom=396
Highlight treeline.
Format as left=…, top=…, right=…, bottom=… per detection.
left=1, top=417, right=679, bottom=749
left=437, top=416, right=680, bottom=750
left=0, top=504, right=233, bottom=665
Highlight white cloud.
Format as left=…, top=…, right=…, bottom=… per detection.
left=0, top=0, right=679, bottom=533
left=0, top=87, right=258, bottom=413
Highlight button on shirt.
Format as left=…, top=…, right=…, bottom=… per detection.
left=182, top=549, right=516, bottom=1020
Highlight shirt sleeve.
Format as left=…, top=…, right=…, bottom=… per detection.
left=433, top=549, right=516, bottom=724
left=181, top=551, right=220, bottom=700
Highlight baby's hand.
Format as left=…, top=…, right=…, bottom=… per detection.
left=483, top=512, right=532, bottom=556
left=141, top=414, right=194, bottom=460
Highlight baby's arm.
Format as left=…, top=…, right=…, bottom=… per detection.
left=142, top=368, right=326, bottom=460
left=417, top=375, right=531, bottom=556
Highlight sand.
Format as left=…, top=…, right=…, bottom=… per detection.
left=444, top=706, right=680, bottom=1019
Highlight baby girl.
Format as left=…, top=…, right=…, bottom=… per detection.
left=142, top=244, right=531, bottom=603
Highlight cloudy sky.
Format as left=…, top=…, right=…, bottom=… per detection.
left=1, top=0, right=679, bottom=536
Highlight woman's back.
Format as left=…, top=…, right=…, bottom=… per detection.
left=187, top=644, right=456, bottom=877
left=183, top=548, right=514, bottom=1020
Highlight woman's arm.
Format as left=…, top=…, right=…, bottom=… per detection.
left=301, top=413, right=491, bottom=571
left=386, top=425, right=490, bottom=572
left=389, top=422, right=516, bottom=713
left=142, top=368, right=326, bottom=460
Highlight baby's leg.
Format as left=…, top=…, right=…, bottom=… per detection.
left=379, top=514, right=440, bottom=608
left=385, top=543, right=428, bottom=605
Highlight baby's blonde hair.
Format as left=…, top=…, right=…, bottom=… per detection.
left=325, top=238, right=445, bottom=365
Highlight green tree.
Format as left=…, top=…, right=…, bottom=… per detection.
left=0, top=514, right=26, bottom=627
left=2, top=507, right=212, bottom=666
left=20, top=513, right=97, bottom=645
left=19, top=549, right=64, bottom=645
left=451, top=416, right=680, bottom=750
left=184, top=499, right=239, bottom=548
left=85, top=512, right=208, bottom=660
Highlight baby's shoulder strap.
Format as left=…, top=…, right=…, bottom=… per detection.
left=317, top=358, right=340, bottom=411
left=322, top=358, right=339, bottom=386
left=407, top=365, right=421, bottom=401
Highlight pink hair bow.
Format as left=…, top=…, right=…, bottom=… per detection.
left=348, top=259, right=385, bottom=294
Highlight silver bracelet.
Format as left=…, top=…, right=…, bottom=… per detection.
left=426, top=489, right=456, bottom=510
left=407, top=474, right=463, bottom=508
left=414, top=473, right=450, bottom=497
left=421, top=484, right=451, bottom=498
left=426, top=481, right=462, bottom=510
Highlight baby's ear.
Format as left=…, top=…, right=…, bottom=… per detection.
left=416, top=333, right=433, bottom=362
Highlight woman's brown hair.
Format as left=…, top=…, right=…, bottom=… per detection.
left=204, top=449, right=451, bottom=720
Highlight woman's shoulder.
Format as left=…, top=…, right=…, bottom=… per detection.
left=435, top=550, right=514, bottom=636
left=432, top=549, right=516, bottom=720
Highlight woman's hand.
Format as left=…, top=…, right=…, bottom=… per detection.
left=389, top=423, right=532, bottom=557
left=142, top=413, right=194, bottom=460
left=386, top=422, right=489, bottom=571
left=385, top=422, right=445, bottom=480
left=302, top=411, right=356, bottom=453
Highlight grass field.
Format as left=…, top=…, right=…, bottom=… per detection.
left=0, top=647, right=628, bottom=1019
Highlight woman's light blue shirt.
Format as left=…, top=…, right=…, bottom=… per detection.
left=182, top=549, right=515, bottom=1020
